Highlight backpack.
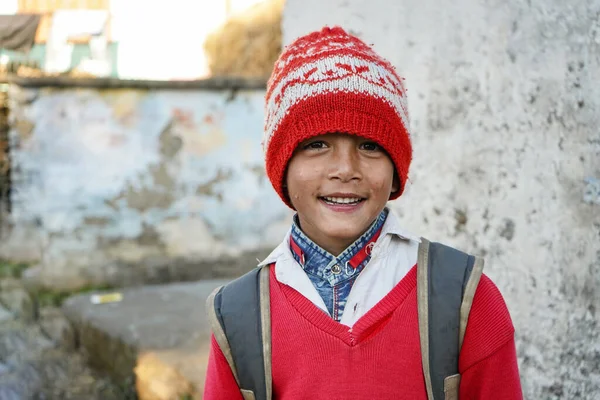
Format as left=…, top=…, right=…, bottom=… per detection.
left=206, top=237, right=484, bottom=400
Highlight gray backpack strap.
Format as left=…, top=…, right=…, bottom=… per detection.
left=206, top=265, right=272, bottom=400
left=417, top=238, right=484, bottom=400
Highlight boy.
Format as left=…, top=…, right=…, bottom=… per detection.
left=203, top=26, right=522, bottom=399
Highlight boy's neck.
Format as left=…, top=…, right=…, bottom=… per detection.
left=294, top=209, right=388, bottom=256
left=305, top=234, right=355, bottom=257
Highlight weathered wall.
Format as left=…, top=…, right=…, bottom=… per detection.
left=1, top=83, right=292, bottom=289
left=283, top=0, right=600, bottom=398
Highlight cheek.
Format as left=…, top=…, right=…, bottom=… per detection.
left=286, top=163, right=320, bottom=205
left=372, top=178, right=391, bottom=194
left=288, top=161, right=321, bottom=189
left=288, top=170, right=309, bottom=193
left=367, top=166, right=395, bottom=196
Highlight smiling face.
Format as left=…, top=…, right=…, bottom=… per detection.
left=285, top=133, right=398, bottom=256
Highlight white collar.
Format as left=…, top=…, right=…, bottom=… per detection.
left=257, top=207, right=420, bottom=267
left=380, top=207, right=421, bottom=243
left=258, top=228, right=293, bottom=267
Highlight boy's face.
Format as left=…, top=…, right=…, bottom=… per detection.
left=286, top=133, right=398, bottom=256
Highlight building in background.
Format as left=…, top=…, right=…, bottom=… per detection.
left=0, top=0, right=273, bottom=80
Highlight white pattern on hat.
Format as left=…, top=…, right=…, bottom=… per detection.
left=263, top=54, right=409, bottom=153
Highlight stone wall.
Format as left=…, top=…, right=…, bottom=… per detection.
left=283, top=0, right=600, bottom=398
left=1, top=79, right=292, bottom=290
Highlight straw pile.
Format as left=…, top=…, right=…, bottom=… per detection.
left=204, top=0, right=284, bottom=79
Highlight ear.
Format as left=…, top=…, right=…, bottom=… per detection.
left=391, top=174, right=400, bottom=193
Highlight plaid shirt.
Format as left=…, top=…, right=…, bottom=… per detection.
left=289, top=209, right=388, bottom=321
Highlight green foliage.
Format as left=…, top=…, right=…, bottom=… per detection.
left=34, top=283, right=116, bottom=308
left=0, top=259, right=30, bottom=278
left=0, top=259, right=117, bottom=307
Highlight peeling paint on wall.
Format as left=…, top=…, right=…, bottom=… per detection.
left=2, top=84, right=291, bottom=289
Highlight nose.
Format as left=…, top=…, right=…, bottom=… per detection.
left=327, top=142, right=362, bottom=183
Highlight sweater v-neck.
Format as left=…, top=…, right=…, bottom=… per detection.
left=271, top=264, right=417, bottom=346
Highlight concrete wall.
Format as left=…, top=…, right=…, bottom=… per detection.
left=283, top=0, right=600, bottom=398
left=2, top=82, right=292, bottom=289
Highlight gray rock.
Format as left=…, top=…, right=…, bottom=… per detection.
left=0, top=363, right=43, bottom=400
left=62, top=279, right=229, bottom=399
left=0, top=304, right=14, bottom=323
left=0, top=321, right=54, bottom=364
left=0, top=278, right=36, bottom=322
left=39, top=307, right=76, bottom=351
left=0, top=380, right=34, bottom=400
left=0, top=293, right=129, bottom=399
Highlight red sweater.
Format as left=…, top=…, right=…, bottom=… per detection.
left=204, top=266, right=522, bottom=399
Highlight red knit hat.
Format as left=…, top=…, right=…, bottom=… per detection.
left=263, top=26, right=412, bottom=208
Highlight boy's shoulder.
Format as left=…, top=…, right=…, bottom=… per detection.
left=460, top=272, right=515, bottom=367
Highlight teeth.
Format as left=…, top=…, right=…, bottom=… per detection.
left=323, top=196, right=362, bottom=204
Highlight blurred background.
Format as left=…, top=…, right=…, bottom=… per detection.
left=0, top=0, right=598, bottom=399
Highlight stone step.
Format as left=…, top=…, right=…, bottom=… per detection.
left=62, top=279, right=230, bottom=400
left=0, top=316, right=124, bottom=400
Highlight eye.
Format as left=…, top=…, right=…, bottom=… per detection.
left=303, top=140, right=327, bottom=150
left=359, top=141, right=382, bottom=152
